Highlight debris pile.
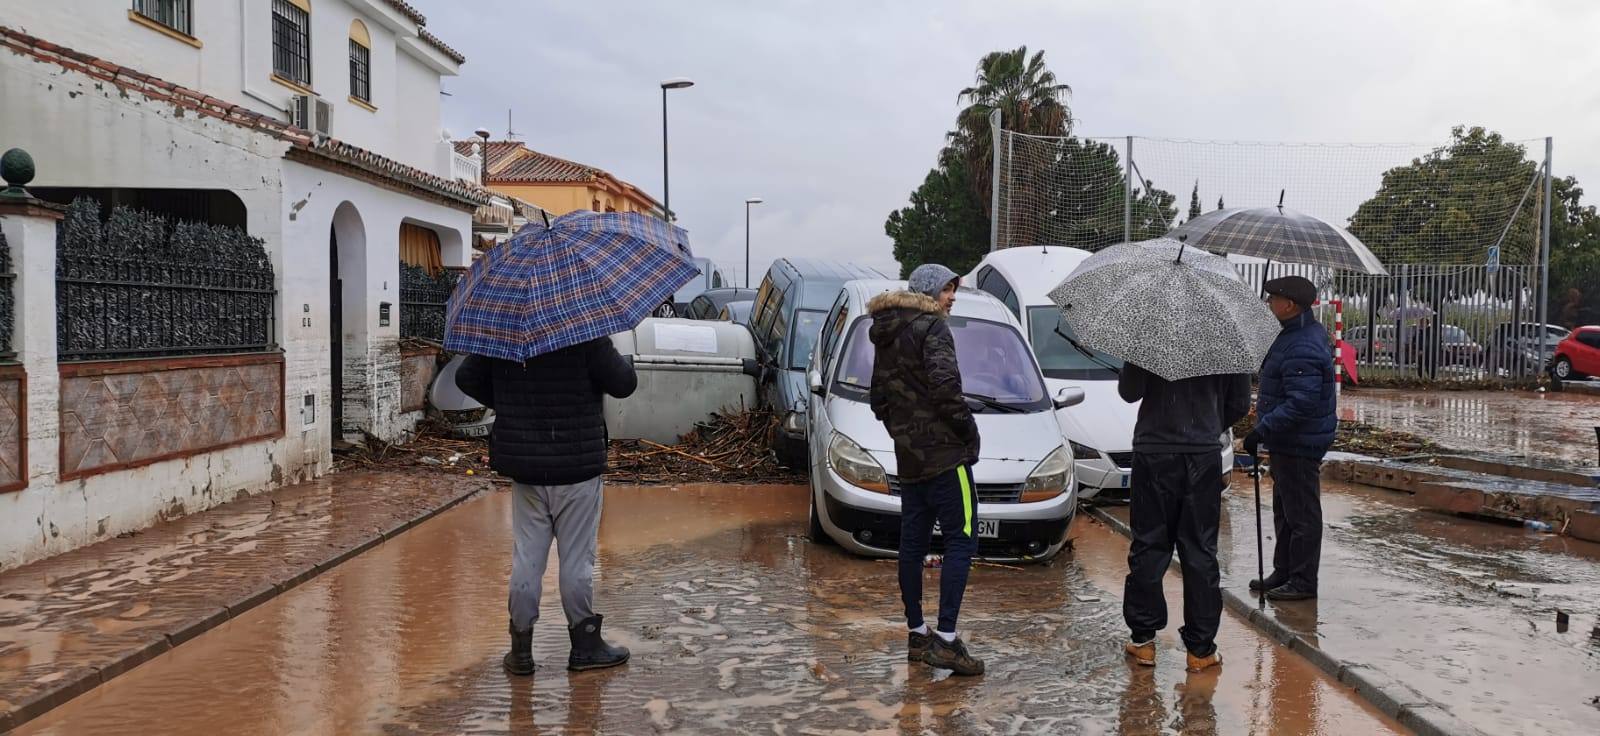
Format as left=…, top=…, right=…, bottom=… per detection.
left=1232, top=415, right=1444, bottom=458
left=335, top=410, right=805, bottom=485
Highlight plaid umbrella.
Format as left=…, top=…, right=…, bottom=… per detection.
left=444, top=211, right=698, bottom=361
left=1168, top=205, right=1387, bottom=275
left=1048, top=238, right=1280, bottom=381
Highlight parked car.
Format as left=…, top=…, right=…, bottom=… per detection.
left=749, top=258, right=887, bottom=467
left=966, top=247, right=1233, bottom=501
left=720, top=301, right=754, bottom=325
left=1489, top=322, right=1569, bottom=374
left=683, top=287, right=757, bottom=321
left=1551, top=326, right=1600, bottom=380
left=1348, top=323, right=1482, bottom=368
left=805, top=279, right=1086, bottom=562
left=667, top=257, right=730, bottom=316
left=1346, top=325, right=1399, bottom=364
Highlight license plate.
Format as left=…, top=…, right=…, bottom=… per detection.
left=933, top=519, right=999, bottom=539
left=1120, top=473, right=1131, bottom=489
left=454, top=424, right=491, bottom=438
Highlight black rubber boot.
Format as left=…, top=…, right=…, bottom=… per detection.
left=504, top=620, right=535, bottom=676
left=568, top=615, right=630, bottom=672
left=1249, top=572, right=1286, bottom=592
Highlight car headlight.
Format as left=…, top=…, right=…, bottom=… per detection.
left=784, top=411, right=806, bottom=436
left=828, top=433, right=888, bottom=494
left=1021, top=446, right=1074, bottom=503
left=1068, top=440, right=1099, bottom=461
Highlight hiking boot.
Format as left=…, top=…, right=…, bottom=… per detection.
left=1266, top=586, right=1317, bottom=601
left=922, top=635, right=985, bottom=676
left=907, top=630, right=931, bottom=662
left=1124, top=637, right=1156, bottom=666
left=1186, top=648, right=1222, bottom=672
left=568, top=615, right=630, bottom=671
left=504, top=620, right=535, bottom=676
left=1248, top=572, right=1286, bottom=592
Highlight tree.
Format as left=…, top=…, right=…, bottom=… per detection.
left=1547, top=176, right=1600, bottom=327
left=955, top=46, right=1073, bottom=215
left=1347, top=126, right=1541, bottom=266
left=1187, top=181, right=1202, bottom=223
left=884, top=148, right=989, bottom=278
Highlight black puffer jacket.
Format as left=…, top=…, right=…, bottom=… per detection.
left=455, top=338, right=637, bottom=485
left=867, top=290, right=980, bottom=483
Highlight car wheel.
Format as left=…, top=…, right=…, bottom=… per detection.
left=1553, top=356, right=1574, bottom=380
left=653, top=302, right=676, bottom=318
left=808, top=497, right=834, bottom=545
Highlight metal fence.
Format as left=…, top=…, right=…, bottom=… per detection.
left=399, top=264, right=458, bottom=342
left=1235, top=262, right=1549, bottom=383
left=56, top=198, right=276, bottom=361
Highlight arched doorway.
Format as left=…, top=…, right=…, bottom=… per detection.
left=330, top=202, right=366, bottom=442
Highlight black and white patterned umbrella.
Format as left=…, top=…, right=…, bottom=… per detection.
left=1048, top=238, right=1280, bottom=381
left=1167, top=205, right=1387, bottom=275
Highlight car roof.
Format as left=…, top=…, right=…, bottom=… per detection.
left=773, top=258, right=886, bottom=282
left=969, top=246, right=1096, bottom=304
left=840, top=279, right=1021, bottom=326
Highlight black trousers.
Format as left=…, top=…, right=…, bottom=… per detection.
left=898, top=465, right=976, bottom=633
left=1123, top=452, right=1223, bottom=656
left=1270, top=453, right=1323, bottom=591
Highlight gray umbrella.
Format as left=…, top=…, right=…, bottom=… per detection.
left=1168, top=204, right=1387, bottom=275
left=1048, top=238, right=1281, bottom=381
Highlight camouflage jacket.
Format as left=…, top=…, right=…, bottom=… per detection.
left=867, top=291, right=980, bottom=483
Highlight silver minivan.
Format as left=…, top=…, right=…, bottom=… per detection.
left=805, top=280, right=1085, bottom=562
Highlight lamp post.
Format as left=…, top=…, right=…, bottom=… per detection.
left=473, top=127, right=491, bottom=185
left=659, top=78, right=695, bottom=222
left=744, top=197, right=764, bottom=288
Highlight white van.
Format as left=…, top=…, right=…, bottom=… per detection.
left=968, top=247, right=1234, bottom=501
left=804, top=280, right=1085, bottom=562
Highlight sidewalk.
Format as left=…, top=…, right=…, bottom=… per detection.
left=0, top=469, right=485, bottom=731
left=1094, top=473, right=1600, bottom=736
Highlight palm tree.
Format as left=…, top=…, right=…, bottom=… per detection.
left=953, top=47, right=1073, bottom=215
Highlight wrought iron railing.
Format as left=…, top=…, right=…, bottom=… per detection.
left=400, top=264, right=458, bottom=342
left=0, top=225, right=13, bottom=360
left=56, top=198, right=276, bottom=361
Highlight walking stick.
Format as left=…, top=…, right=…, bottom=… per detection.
left=1252, top=456, right=1265, bottom=607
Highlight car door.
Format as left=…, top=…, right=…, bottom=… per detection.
left=808, top=292, right=851, bottom=474
left=1578, top=329, right=1600, bottom=375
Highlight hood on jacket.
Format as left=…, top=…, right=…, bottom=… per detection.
left=867, top=290, right=943, bottom=348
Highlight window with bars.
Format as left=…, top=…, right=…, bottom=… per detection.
left=271, top=0, right=311, bottom=86
left=132, top=0, right=193, bottom=35
left=349, top=40, right=371, bottom=103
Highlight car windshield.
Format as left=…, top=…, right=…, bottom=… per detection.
left=1026, top=306, right=1121, bottom=380
left=833, top=316, right=1049, bottom=409
left=787, top=309, right=829, bottom=370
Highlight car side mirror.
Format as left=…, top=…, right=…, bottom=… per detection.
left=1053, top=387, right=1086, bottom=410
left=808, top=369, right=825, bottom=397
left=741, top=357, right=762, bottom=378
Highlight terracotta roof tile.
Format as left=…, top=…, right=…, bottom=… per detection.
left=380, top=0, right=427, bottom=26
left=418, top=28, right=465, bottom=65
left=0, top=25, right=488, bottom=209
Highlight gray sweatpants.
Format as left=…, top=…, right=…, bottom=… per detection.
left=509, top=477, right=603, bottom=631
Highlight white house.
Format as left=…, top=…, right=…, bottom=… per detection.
left=0, top=0, right=486, bottom=568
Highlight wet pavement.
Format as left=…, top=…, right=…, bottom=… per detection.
left=0, top=471, right=485, bottom=730
left=15, top=484, right=1400, bottom=735
left=1339, top=388, right=1600, bottom=466
left=1111, top=476, right=1600, bottom=736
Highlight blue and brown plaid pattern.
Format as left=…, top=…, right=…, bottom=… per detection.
left=1169, top=207, right=1387, bottom=275
left=444, top=211, right=699, bottom=361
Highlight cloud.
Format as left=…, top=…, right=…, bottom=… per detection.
left=418, top=0, right=1600, bottom=276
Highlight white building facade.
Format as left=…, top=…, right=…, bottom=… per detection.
left=0, top=0, right=483, bottom=568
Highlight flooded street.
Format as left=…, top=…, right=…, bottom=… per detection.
left=1111, top=477, right=1600, bottom=735
left=17, top=484, right=1398, bottom=735
left=1339, top=388, right=1600, bottom=465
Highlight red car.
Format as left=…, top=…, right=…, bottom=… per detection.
left=1551, top=326, right=1600, bottom=380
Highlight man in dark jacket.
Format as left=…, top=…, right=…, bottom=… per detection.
left=868, top=263, right=984, bottom=676
left=1119, top=361, right=1251, bottom=672
left=456, top=337, right=637, bottom=675
left=1244, top=276, right=1337, bottom=601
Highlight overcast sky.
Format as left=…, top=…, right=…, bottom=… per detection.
left=417, top=0, right=1600, bottom=282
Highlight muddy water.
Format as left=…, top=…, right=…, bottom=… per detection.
left=1141, top=477, right=1600, bottom=735
left=19, top=484, right=1398, bottom=735
left=1339, top=388, right=1600, bottom=465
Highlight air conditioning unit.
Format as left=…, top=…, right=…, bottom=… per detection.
left=287, top=94, right=334, bottom=137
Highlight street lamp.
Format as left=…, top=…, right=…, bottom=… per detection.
left=744, top=197, right=764, bottom=288
left=473, top=127, right=491, bottom=185
left=660, top=77, right=695, bottom=222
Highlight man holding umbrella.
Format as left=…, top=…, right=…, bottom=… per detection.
left=446, top=211, right=701, bottom=675
left=1243, top=275, right=1337, bottom=601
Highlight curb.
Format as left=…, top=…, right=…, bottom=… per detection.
left=1085, top=506, right=1487, bottom=736
left=0, top=480, right=488, bottom=733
